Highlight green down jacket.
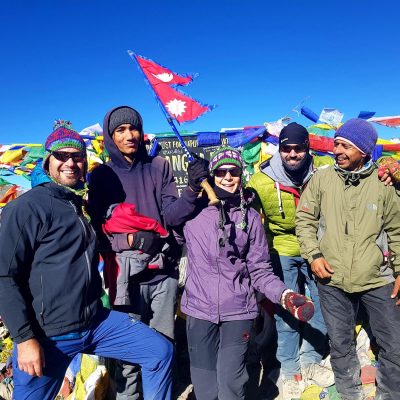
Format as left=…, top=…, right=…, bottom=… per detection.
left=247, top=154, right=333, bottom=256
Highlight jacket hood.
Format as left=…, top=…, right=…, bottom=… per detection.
left=103, top=106, right=148, bottom=169
left=261, top=152, right=314, bottom=188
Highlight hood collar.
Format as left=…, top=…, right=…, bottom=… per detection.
left=261, top=152, right=314, bottom=188
left=334, top=160, right=376, bottom=184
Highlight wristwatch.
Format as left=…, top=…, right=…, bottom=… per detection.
left=311, top=253, right=324, bottom=261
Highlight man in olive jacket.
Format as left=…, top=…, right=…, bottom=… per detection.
left=296, top=118, right=400, bottom=400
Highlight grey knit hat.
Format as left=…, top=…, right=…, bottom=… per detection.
left=108, top=106, right=143, bottom=135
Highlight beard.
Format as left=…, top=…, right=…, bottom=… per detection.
left=282, top=154, right=310, bottom=172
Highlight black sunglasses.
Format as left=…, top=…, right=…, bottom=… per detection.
left=280, top=144, right=308, bottom=153
left=214, top=167, right=242, bottom=178
left=50, top=151, right=86, bottom=163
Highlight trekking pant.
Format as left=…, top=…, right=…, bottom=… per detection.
left=12, top=308, right=173, bottom=400
left=114, top=276, right=178, bottom=400
left=272, top=254, right=328, bottom=377
left=318, top=282, right=400, bottom=400
left=186, top=316, right=253, bottom=400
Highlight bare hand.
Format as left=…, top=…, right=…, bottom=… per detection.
left=379, top=171, right=393, bottom=186
left=17, top=338, right=45, bottom=377
left=127, top=233, right=134, bottom=247
left=310, top=257, right=334, bottom=279
left=391, top=276, right=400, bottom=306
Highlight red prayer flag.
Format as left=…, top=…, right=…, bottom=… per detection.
left=368, top=116, right=400, bottom=128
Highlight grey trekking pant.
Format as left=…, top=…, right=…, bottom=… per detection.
left=114, top=276, right=178, bottom=400
left=318, top=282, right=400, bottom=400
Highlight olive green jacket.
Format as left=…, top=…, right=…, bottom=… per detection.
left=247, top=155, right=333, bottom=256
left=296, top=164, right=400, bottom=292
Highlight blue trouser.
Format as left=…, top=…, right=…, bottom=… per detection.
left=12, top=308, right=173, bottom=400
left=186, top=316, right=253, bottom=400
left=272, top=254, right=328, bottom=376
left=318, top=282, right=400, bottom=400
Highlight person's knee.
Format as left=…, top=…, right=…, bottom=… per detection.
left=156, top=335, right=174, bottom=367
left=218, top=368, right=247, bottom=399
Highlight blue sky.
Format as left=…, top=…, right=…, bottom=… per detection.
left=1, top=0, right=400, bottom=144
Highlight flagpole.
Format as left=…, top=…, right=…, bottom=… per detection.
left=128, top=51, right=219, bottom=205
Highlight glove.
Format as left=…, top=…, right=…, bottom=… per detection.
left=130, top=231, right=164, bottom=257
left=187, top=153, right=210, bottom=192
left=281, top=289, right=315, bottom=322
left=377, top=157, right=400, bottom=184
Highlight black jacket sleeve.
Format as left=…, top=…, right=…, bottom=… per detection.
left=0, top=200, right=43, bottom=343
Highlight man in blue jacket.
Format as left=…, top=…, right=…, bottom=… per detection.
left=0, top=122, right=174, bottom=400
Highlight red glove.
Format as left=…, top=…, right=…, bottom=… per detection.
left=281, top=290, right=315, bottom=322
left=378, top=157, right=400, bottom=184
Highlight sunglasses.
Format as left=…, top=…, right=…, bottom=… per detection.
left=214, top=167, right=242, bottom=178
left=280, top=144, right=308, bottom=153
left=50, top=151, right=86, bottom=163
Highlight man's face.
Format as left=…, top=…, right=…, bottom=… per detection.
left=280, top=143, right=308, bottom=170
left=112, top=124, right=141, bottom=162
left=48, top=147, right=86, bottom=187
left=333, top=139, right=366, bottom=171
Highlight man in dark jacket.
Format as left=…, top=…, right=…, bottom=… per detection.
left=0, top=122, right=174, bottom=400
left=88, top=106, right=207, bottom=399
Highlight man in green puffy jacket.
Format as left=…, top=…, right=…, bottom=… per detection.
left=247, top=123, right=334, bottom=399
left=296, top=118, right=400, bottom=400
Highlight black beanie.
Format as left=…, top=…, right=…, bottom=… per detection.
left=108, top=106, right=143, bottom=135
left=279, top=122, right=309, bottom=147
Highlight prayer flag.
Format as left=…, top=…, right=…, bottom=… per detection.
left=368, top=116, right=400, bottom=128
left=319, top=108, right=344, bottom=127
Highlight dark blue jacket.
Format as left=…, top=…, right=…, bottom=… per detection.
left=88, top=106, right=198, bottom=283
left=0, top=182, right=102, bottom=343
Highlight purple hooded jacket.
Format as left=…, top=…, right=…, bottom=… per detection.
left=180, top=191, right=287, bottom=323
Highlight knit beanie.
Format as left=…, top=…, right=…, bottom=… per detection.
left=209, top=146, right=243, bottom=174
left=108, top=106, right=143, bottom=135
left=334, top=118, right=378, bottom=155
left=279, top=122, right=309, bottom=147
left=43, top=121, right=86, bottom=170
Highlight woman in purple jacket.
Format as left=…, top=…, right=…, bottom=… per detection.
left=180, top=146, right=315, bottom=400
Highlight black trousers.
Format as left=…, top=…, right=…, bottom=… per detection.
left=318, top=282, right=400, bottom=400
left=186, top=316, right=253, bottom=400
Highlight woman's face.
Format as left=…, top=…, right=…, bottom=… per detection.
left=213, top=164, right=242, bottom=193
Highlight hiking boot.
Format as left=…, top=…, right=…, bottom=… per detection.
left=281, top=374, right=303, bottom=400
left=302, top=363, right=335, bottom=388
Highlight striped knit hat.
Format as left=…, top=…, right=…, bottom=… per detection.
left=43, top=120, right=86, bottom=170
left=209, top=146, right=243, bottom=174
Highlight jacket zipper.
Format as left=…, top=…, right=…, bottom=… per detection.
left=69, top=201, right=91, bottom=324
left=240, top=277, right=251, bottom=315
left=215, top=218, right=222, bottom=322
left=40, top=274, right=45, bottom=325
